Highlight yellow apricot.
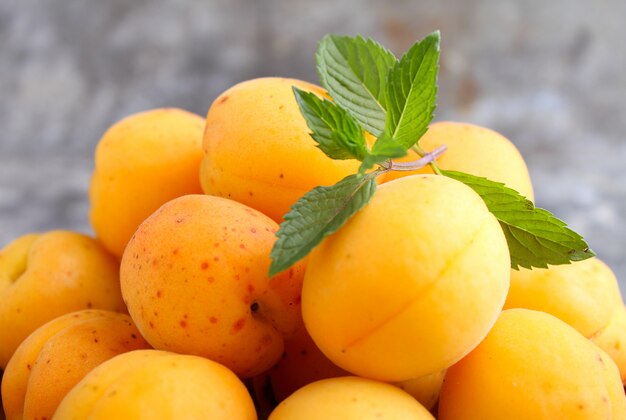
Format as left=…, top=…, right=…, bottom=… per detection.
left=120, top=194, right=305, bottom=378
left=54, top=349, right=256, bottom=420
left=504, top=258, right=623, bottom=337
left=438, top=308, right=625, bottom=420
left=89, top=108, right=205, bottom=258
left=393, top=370, right=445, bottom=413
left=302, top=174, right=510, bottom=381
left=269, top=376, right=434, bottom=420
left=0, top=231, right=124, bottom=369
left=383, top=121, right=534, bottom=201
left=1, top=310, right=150, bottom=420
left=591, top=304, right=626, bottom=384
left=598, top=348, right=626, bottom=419
left=200, top=77, right=362, bottom=222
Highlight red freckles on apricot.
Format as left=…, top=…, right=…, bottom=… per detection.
left=120, top=194, right=305, bottom=377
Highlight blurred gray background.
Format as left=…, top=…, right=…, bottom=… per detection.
left=0, top=0, right=624, bottom=290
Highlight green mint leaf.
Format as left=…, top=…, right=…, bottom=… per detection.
left=384, top=31, right=440, bottom=149
left=442, top=170, right=595, bottom=270
left=316, top=35, right=397, bottom=136
left=293, top=87, right=369, bottom=161
left=358, top=134, right=407, bottom=174
left=269, top=172, right=379, bottom=276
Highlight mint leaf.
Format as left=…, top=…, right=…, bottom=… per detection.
left=442, top=170, right=595, bottom=269
left=293, top=87, right=369, bottom=161
left=269, top=172, right=379, bottom=276
left=383, top=31, right=440, bottom=149
left=316, top=35, right=397, bottom=136
left=358, top=134, right=406, bottom=174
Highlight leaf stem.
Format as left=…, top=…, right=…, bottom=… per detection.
left=411, top=144, right=443, bottom=174
left=385, top=145, right=447, bottom=172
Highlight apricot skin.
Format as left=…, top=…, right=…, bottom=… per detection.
left=591, top=304, right=626, bottom=384
left=120, top=194, right=305, bottom=378
left=89, top=108, right=205, bottom=258
left=200, top=77, right=363, bottom=222
left=504, top=257, right=623, bottom=337
left=0, top=231, right=125, bottom=369
left=438, top=309, right=626, bottom=420
left=1, top=310, right=150, bottom=420
left=53, top=350, right=257, bottom=420
left=269, top=376, right=434, bottom=420
left=383, top=121, right=534, bottom=201
left=269, top=321, right=349, bottom=402
left=303, top=175, right=510, bottom=381
left=393, top=370, right=446, bottom=413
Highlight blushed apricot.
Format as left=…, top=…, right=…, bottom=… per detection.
left=2, top=310, right=103, bottom=420
left=438, top=309, right=625, bottom=420
left=0, top=231, right=124, bottom=369
left=90, top=108, right=205, bottom=258
left=54, top=350, right=256, bottom=420
left=383, top=121, right=534, bottom=201
left=504, top=258, right=623, bottom=337
left=269, top=322, right=349, bottom=402
left=1, top=310, right=150, bottom=420
left=302, top=175, right=510, bottom=381
left=200, top=77, right=363, bottom=222
left=120, top=194, right=305, bottom=378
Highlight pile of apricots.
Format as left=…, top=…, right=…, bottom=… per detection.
left=1, top=77, right=625, bottom=419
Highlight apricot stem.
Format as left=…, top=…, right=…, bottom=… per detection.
left=386, top=145, right=447, bottom=172
left=412, top=144, right=444, bottom=175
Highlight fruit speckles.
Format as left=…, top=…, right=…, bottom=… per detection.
left=156, top=290, right=163, bottom=298
left=232, top=318, right=246, bottom=332
left=120, top=195, right=302, bottom=378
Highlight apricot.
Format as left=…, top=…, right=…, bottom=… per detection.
left=269, top=321, right=349, bottom=402
left=504, top=257, right=623, bottom=337
left=591, top=304, right=626, bottom=384
left=54, top=349, right=256, bottom=419
left=383, top=121, right=535, bottom=201
left=438, top=308, right=626, bottom=420
left=200, top=77, right=363, bottom=222
left=1, top=310, right=150, bottom=420
left=89, top=108, right=205, bottom=258
left=0, top=231, right=124, bottom=369
left=120, top=194, right=305, bottom=378
left=269, top=376, right=434, bottom=420
left=302, top=174, right=510, bottom=381
left=393, top=370, right=446, bottom=413
left=599, top=348, right=626, bottom=419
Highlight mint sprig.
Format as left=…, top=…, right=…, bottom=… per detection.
left=293, top=87, right=369, bottom=161
left=269, top=172, right=378, bottom=276
left=442, top=170, right=595, bottom=269
left=269, top=31, right=593, bottom=275
left=382, top=31, right=440, bottom=150
left=317, top=35, right=396, bottom=136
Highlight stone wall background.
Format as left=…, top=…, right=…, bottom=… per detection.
left=1, top=0, right=625, bottom=290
